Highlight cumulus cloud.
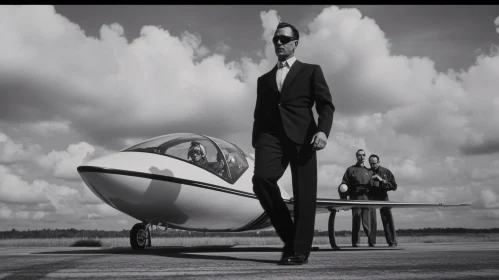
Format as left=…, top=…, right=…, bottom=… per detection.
left=350, top=113, right=383, bottom=134
left=0, top=5, right=253, bottom=149
left=215, top=41, right=231, bottom=53
left=0, top=204, right=48, bottom=221
left=387, top=158, right=423, bottom=180
left=37, top=142, right=95, bottom=180
left=0, top=166, right=79, bottom=213
left=291, top=6, right=499, bottom=156
left=319, top=132, right=368, bottom=165
left=2, top=5, right=498, bottom=156
left=0, top=132, right=42, bottom=164
left=472, top=189, right=499, bottom=209
left=296, top=7, right=435, bottom=114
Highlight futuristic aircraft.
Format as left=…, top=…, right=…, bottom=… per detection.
left=77, top=133, right=471, bottom=249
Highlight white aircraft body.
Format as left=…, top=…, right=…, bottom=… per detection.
left=77, top=133, right=470, bottom=249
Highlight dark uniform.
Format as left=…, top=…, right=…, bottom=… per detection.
left=341, top=164, right=375, bottom=246
left=368, top=166, right=398, bottom=246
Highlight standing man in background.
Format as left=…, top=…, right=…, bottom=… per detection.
left=252, top=21, right=335, bottom=265
left=340, top=149, right=375, bottom=247
left=368, top=154, right=398, bottom=247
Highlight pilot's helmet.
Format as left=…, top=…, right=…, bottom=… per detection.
left=188, top=141, right=206, bottom=161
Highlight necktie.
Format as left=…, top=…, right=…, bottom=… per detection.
left=277, top=62, right=288, bottom=91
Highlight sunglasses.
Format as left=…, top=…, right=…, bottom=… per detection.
left=190, top=150, right=202, bottom=155
left=272, top=35, right=296, bottom=45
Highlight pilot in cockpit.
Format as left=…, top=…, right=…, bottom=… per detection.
left=215, top=152, right=233, bottom=179
left=215, top=150, right=243, bottom=180
left=187, top=141, right=209, bottom=169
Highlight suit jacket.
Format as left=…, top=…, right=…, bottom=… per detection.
left=252, top=60, right=335, bottom=147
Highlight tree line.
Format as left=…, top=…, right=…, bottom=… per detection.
left=1, top=227, right=498, bottom=239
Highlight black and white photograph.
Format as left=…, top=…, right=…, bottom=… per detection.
left=1, top=5, right=499, bottom=279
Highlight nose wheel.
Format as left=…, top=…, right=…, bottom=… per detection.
left=130, top=223, right=151, bottom=249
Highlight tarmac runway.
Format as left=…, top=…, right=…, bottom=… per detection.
left=1, top=242, right=498, bottom=279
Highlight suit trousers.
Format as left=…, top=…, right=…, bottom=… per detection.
left=371, top=207, right=397, bottom=245
left=252, top=131, right=317, bottom=257
left=380, top=207, right=397, bottom=245
left=350, top=194, right=374, bottom=246
left=369, top=195, right=397, bottom=245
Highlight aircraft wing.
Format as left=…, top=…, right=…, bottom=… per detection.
left=285, top=198, right=471, bottom=215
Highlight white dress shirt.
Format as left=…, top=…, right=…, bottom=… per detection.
left=276, top=56, right=296, bottom=92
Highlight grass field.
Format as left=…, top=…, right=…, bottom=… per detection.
left=1, top=234, right=499, bottom=247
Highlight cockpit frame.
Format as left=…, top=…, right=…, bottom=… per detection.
left=122, top=133, right=249, bottom=184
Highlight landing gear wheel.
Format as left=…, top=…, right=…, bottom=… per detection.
left=130, top=223, right=150, bottom=249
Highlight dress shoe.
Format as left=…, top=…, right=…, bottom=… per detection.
left=369, top=244, right=375, bottom=247
left=278, top=244, right=294, bottom=265
left=282, top=252, right=308, bottom=265
left=278, top=256, right=292, bottom=265
left=332, top=246, right=341, bottom=251
left=352, top=244, right=359, bottom=247
left=389, top=244, right=397, bottom=247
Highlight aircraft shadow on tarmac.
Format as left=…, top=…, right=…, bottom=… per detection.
left=33, top=245, right=400, bottom=264
left=35, top=246, right=277, bottom=264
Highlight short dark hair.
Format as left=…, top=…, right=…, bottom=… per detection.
left=356, top=149, right=365, bottom=155
left=276, top=22, right=299, bottom=40
left=369, top=154, right=380, bottom=162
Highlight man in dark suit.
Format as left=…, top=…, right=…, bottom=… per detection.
left=252, top=22, right=335, bottom=266
left=368, top=154, right=398, bottom=247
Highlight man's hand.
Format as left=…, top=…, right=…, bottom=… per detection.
left=372, top=174, right=383, bottom=181
left=311, top=131, right=328, bottom=151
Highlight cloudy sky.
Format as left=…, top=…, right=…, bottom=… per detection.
left=1, top=5, right=499, bottom=232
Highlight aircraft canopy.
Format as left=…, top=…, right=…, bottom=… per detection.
left=122, top=133, right=250, bottom=184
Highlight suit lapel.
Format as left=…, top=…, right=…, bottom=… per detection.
left=281, top=60, right=303, bottom=94
left=266, top=65, right=279, bottom=93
